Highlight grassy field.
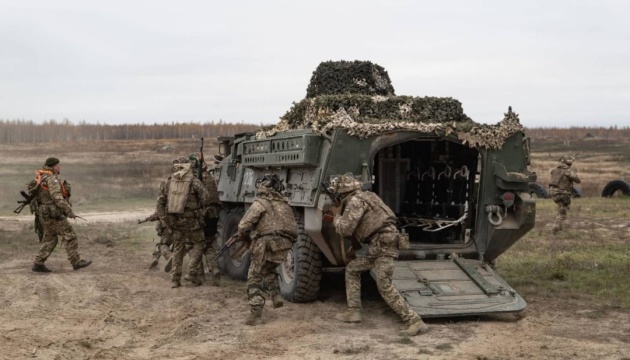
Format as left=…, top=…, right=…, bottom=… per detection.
left=500, top=197, right=630, bottom=310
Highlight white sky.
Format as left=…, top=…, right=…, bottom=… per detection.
left=1, top=0, right=629, bottom=127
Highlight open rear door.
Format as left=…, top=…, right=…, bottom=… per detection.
left=384, top=258, right=526, bottom=318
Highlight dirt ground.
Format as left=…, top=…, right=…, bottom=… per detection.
left=0, top=211, right=629, bottom=360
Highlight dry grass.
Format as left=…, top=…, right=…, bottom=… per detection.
left=529, top=137, right=630, bottom=197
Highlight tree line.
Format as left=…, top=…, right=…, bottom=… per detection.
left=0, top=119, right=260, bottom=143
left=1, top=119, right=628, bottom=144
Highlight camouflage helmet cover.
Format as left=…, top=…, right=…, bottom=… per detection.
left=559, top=155, right=574, bottom=165
left=329, top=173, right=362, bottom=194
left=256, top=174, right=284, bottom=193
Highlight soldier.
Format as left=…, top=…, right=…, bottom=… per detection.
left=201, top=164, right=222, bottom=286
left=142, top=205, right=174, bottom=272
left=237, top=174, right=297, bottom=325
left=330, top=173, right=428, bottom=336
left=30, top=157, right=92, bottom=272
left=549, top=155, right=581, bottom=234
left=156, top=156, right=210, bottom=288
left=190, top=153, right=222, bottom=286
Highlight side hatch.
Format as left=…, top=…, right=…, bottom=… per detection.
left=385, top=258, right=526, bottom=317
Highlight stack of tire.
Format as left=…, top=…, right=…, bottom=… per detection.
left=601, top=180, right=630, bottom=197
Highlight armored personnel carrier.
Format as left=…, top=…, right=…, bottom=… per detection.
left=214, top=60, right=537, bottom=317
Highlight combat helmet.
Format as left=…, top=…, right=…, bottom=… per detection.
left=256, top=174, right=284, bottom=193
left=329, top=173, right=362, bottom=194
left=559, top=155, right=575, bottom=166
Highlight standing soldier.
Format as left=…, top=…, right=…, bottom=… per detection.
left=237, top=174, right=297, bottom=325
left=30, top=157, right=92, bottom=272
left=549, top=155, right=581, bottom=234
left=201, top=161, right=222, bottom=286
left=330, top=173, right=428, bottom=336
left=157, top=157, right=210, bottom=288
left=189, top=153, right=222, bottom=286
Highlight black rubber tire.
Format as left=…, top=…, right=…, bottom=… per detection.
left=216, top=207, right=250, bottom=281
left=278, top=210, right=323, bottom=303
left=601, top=180, right=630, bottom=197
left=528, top=182, right=549, bottom=199
left=571, top=187, right=582, bottom=198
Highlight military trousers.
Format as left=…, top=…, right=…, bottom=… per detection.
left=551, top=192, right=571, bottom=231
left=246, top=235, right=292, bottom=312
left=170, top=228, right=205, bottom=281
left=34, top=217, right=81, bottom=265
left=345, top=255, right=420, bottom=325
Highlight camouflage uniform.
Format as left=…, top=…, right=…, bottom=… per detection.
left=549, top=156, right=581, bottom=234
left=331, top=174, right=426, bottom=335
left=146, top=202, right=174, bottom=270
left=238, top=175, right=296, bottom=323
left=31, top=160, right=90, bottom=271
left=202, top=172, right=221, bottom=280
left=156, top=161, right=210, bottom=287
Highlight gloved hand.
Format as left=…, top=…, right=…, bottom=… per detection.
left=66, top=210, right=77, bottom=219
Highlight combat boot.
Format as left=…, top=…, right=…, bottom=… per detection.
left=271, top=293, right=284, bottom=309
left=32, top=264, right=52, bottom=273
left=148, top=255, right=160, bottom=270
left=184, top=273, right=202, bottom=286
left=171, top=280, right=181, bottom=288
left=400, top=318, right=428, bottom=336
left=335, top=308, right=362, bottom=323
left=72, top=259, right=92, bottom=271
left=244, top=309, right=263, bottom=326
left=210, top=270, right=221, bottom=287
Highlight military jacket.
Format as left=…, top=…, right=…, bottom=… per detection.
left=34, top=167, right=72, bottom=219
left=334, top=190, right=399, bottom=258
left=157, top=176, right=210, bottom=230
left=549, top=164, right=581, bottom=194
left=238, top=190, right=297, bottom=240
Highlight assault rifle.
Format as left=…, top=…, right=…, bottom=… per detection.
left=138, top=213, right=159, bottom=224
left=320, top=182, right=342, bottom=207
left=214, top=233, right=251, bottom=261
left=14, top=189, right=36, bottom=214
left=198, top=137, right=204, bottom=181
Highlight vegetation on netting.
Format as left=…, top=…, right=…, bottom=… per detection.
left=306, top=60, right=395, bottom=98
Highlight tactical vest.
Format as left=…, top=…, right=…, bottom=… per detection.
left=549, top=167, right=564, bottom=187
left=253, top=197, right=297, bottom=241
left=34, top=171, right=70, bottom=219
left=350, top=191, right=397, bottom=242
left=550, top=167, right=573, bottom=191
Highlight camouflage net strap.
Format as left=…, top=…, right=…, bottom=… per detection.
left=257, top=107, right=524, bottom=150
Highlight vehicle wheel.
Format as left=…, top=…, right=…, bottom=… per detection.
left=528, top=182, right=549, bottom=199
left=601, top=180, right=630, bottom=197
left=278, top=209, right=322, bottom=303
left=216, top=207, right=250, bottom=281
left=571, top=187, right=582, bottom=198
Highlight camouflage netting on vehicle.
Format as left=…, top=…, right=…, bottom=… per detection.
left=257, top=106, right=524, bottom=150
left=257, top=60, right=524, bottom=149
left=306, top=60, right=395, bottom=98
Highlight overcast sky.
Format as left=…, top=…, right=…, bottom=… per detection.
left=1, top=0, right=629, bottom=128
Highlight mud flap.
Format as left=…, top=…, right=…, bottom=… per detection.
left=383, top=258, right=526, bottom=318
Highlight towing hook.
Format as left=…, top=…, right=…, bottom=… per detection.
left=485, top=205, right=503, bottom=226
